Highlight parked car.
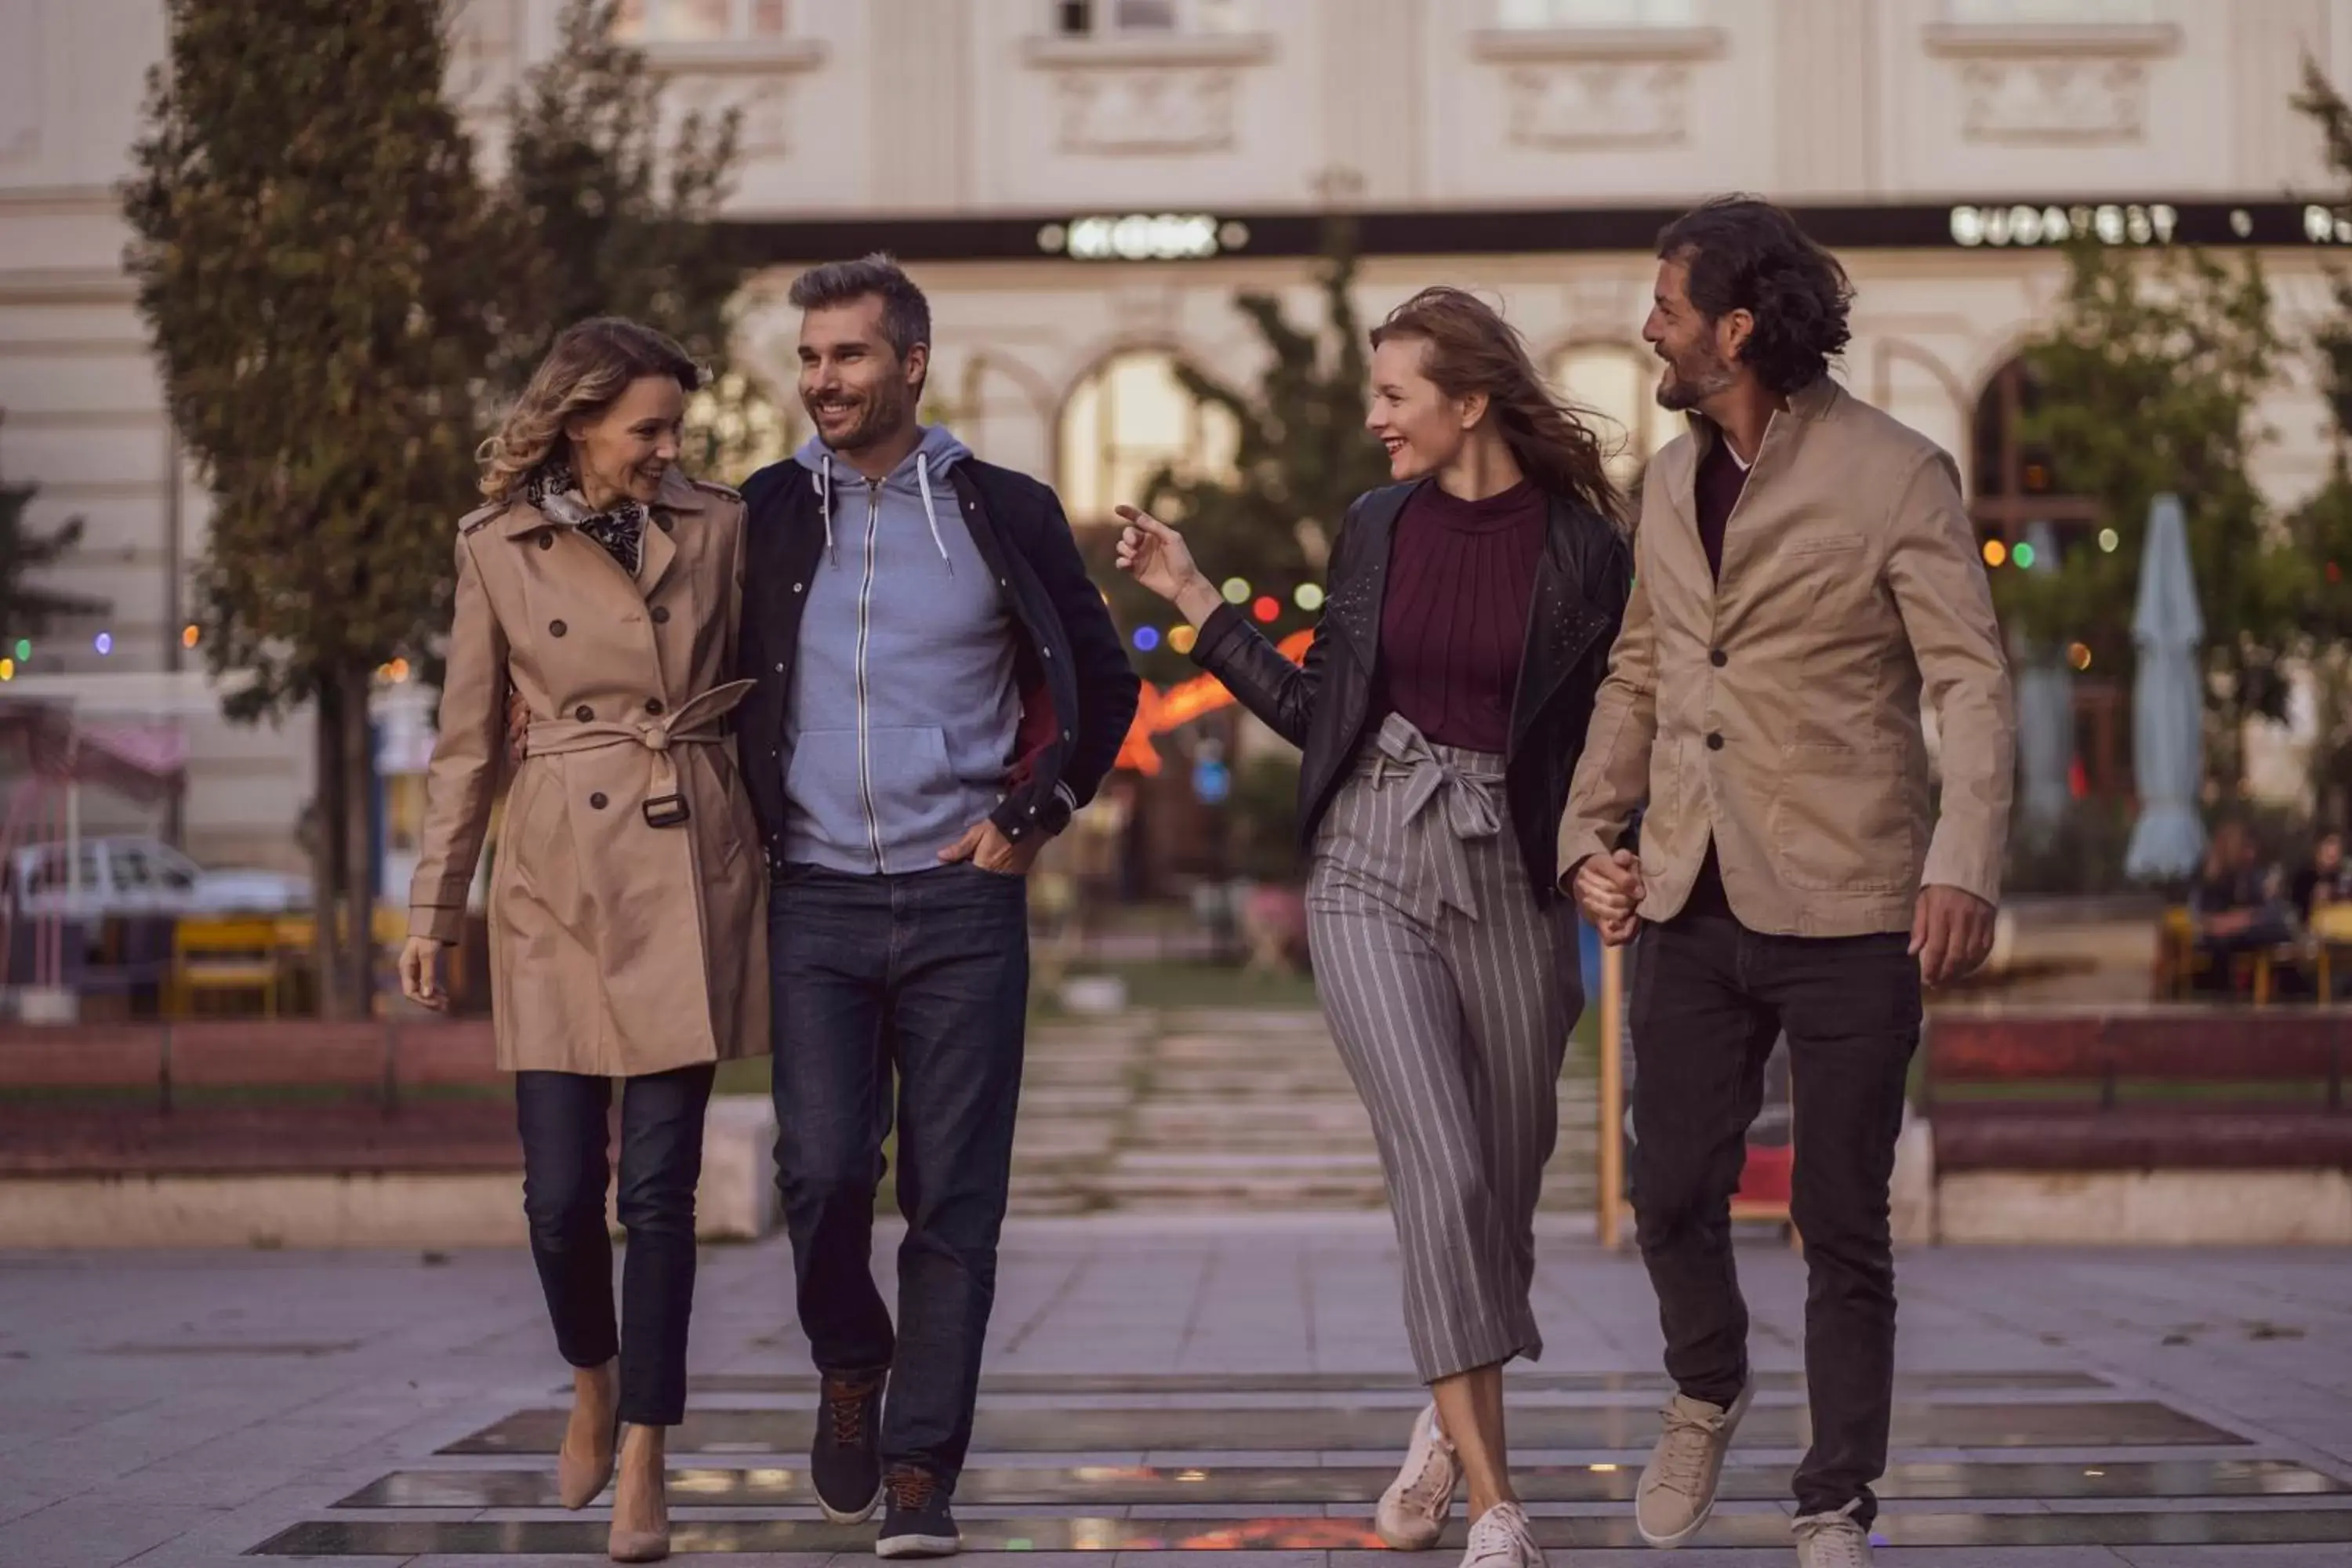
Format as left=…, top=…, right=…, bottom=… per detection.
left=7, top=837, right=310, bottom=920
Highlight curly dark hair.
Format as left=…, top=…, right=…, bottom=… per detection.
left=1655, top=196, right=1853, bottom=396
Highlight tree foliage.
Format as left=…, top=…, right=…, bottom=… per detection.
left=2287, top=61, right=2352, bottom=817
left=0, top=475, right=107, bottom=646
left=1109, top=222, right=1396, bottom=684
left=2000, top=238, right=2293, bottom=789
left=492, top=0, right=771, bottom=475
left=125, top=0, right=500, bottom=1014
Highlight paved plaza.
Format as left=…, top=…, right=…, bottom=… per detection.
left=3, top=1216, right=2350, bottom=1568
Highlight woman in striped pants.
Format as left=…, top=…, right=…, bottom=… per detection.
left=1117, top=288, right=1630, bottom=1568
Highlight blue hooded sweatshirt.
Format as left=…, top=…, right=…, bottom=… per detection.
left=782, top=425, right=1021, bottom=876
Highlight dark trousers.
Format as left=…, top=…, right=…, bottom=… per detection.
left=515, top=1064, right=715, bottom=1427
left=769, top=861, right=1029, bottom=1490
left=1628, top=908, right=1921, bottom=1526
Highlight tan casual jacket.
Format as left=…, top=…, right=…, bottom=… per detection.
left=406, top=467, right=768, bottom=1075
left=1558, top=379, right=2016, bottom=936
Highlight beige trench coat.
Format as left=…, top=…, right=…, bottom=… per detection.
left=1559, top=378, right=2016, bottom=937
left=407, top=468, right=768, bottom=1075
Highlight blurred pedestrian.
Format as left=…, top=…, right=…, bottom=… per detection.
left=401, top=318, right=767, bottom=1563
left=2192, top=819, right=2292, bottom=968
left=1120, top=286, right=1630, bottom=1568
left=2290, top=828, right=2350, bottom=923
left=1562, top=198, right=2016, bottom=1567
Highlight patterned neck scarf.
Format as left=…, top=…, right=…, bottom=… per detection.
left=527, top=457, right=646, bottom=577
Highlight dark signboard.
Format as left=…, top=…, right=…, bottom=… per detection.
left=720, top=198, right=2347, bottom=267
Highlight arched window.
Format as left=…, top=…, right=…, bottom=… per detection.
left=1554, top=343, right=1677, bottom=486
left=1969, top=356, right=2098, bottom=543
left=1058, top=350, right=1239, bottom=524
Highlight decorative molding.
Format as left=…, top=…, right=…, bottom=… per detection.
left=1469, top=25, right=1726, bottom=63
left=635, top=38, right=829, bottom=76
left=1021, top=32, right=1276, bottom=70
left=1951, top=56, right=2150, bottom=143
left=1923, top=20, right=2176, bottom=147
left=1920, top=22, right=2180, bottom=59
left=1053, top=68, right=1240, bottom=155
left=1504, top=62, right=1692, bottom=150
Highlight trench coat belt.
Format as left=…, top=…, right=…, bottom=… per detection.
left=1364, top=711, right=1503, bottom=920
left=523, top=680, right=756, bottom=824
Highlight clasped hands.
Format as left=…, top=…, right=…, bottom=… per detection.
left=1568, top=850, right=1996, bottom=985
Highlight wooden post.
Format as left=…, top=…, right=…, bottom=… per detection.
left=1597, top=940, right=1626, bottom=1250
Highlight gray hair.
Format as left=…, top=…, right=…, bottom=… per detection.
left=788, top=253, right=931, bottom=364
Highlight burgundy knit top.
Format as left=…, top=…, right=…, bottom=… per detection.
left=1374, top=479, right=1547, bottom=754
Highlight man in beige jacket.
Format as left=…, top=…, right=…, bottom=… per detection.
left=1560, top=198, right=2015, bottom=1567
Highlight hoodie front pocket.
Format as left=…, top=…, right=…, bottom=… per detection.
left=784, top=724, right=960, bottom=865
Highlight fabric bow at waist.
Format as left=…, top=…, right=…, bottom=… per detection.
left=525, top=680, right=755, bottom=827
left=1365, top=711, right=1503, bottom=919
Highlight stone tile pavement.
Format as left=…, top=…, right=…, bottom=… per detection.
left=1011, top=1012, right=1599, bottom=1218
left=2, top=1217, right=2348, bottom=1568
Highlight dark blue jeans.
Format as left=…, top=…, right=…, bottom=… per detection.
left=514, top=1064, right=714, bottom=1427
left=769, top=861, right=1029, bottom=1489
left=1628, top=910, right=1921, bottom=1528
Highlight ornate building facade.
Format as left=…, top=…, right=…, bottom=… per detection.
left=0, top=0, right=2346, bottom=870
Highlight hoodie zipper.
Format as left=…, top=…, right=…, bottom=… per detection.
left=855, top=478, right=885, bottom=873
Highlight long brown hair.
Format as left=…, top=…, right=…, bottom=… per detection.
left=1370, top=288, right=1624, bottom=528
left=477, top=318, right=700, bottom=502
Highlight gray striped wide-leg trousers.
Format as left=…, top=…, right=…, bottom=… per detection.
left=1306, top=713, right=1584, bottom=1382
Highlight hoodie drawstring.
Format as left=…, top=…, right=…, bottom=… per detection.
left=916, top=453, right=953, bottom=578
left=816, top=454, right=837, bottom=564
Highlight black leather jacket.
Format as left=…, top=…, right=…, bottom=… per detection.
left=1189, top=480, right=1629, bottom=906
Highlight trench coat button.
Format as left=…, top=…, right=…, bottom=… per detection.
left=537, top=532, right=555, bottom=550
left=1042, top=648, right=1053, bottom=659
left=1706, top=731, right=1724, bottom=750
left=589, top=792, right=608, bottom=809
left=655, top=515, right=673, bottom=533
left=549, top=619, right=567, bottom=637
left=651, top=605, right=670, bottom=625
left=1709, top=648, right=1726, bottom=667
left=793, top=583, right=805, bottom=593
left=774, top=662, right=785, bottom=673
left=644, top=698, right=665, bottom=716
left=575, top=704, right=594, bottom=722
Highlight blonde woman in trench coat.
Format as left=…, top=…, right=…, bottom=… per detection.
left=398, top=318, right=767, bottom=1564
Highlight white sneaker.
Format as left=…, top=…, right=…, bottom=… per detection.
left=1375, top=1403, right=1460, bottom=1550
left=1791, top=1499, right=1873, bottom=1566
left=1459, top=1501, right=1544, bottom=1568
left=1634, top=1381, right=1752, bottom=1548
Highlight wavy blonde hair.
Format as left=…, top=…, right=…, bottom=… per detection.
left=477, top=318, right=702, bottom=502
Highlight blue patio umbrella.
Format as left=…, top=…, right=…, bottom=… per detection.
left=2124, top=493, right=2206, bottom=880
left=2013, top=521, right=2074, bottom=844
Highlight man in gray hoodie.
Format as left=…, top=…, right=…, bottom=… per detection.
left=734, top=256, right=1138, bottom=1559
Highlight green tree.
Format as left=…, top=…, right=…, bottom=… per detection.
left=0, top=468, right=107, bottom=647
left=2288, top=63, right=2352, bottom=818
left=493, top=0, right=774, bottom=475
left=124, top=0, right=500, bottom=1017
left=1998, top=239, right=2293, bottom=793
left=1111, top=221, right=1396, bottom=684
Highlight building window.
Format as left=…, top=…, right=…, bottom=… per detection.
left=1942, top=0, right=2155, bottom=22
left=615, top=0, right=789, bottom=42
left=1058, top=350, right=1239, bottom=524
left=1554, top=343, right=1678, bottom=486
left=1054, top=0, right=1243, bottom=37
left=1496, top=0, right=1698, bottom=28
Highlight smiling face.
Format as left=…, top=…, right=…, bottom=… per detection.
left=798, top=292, right=926, bottom=457
left=1642, top=255, right=1748, bottom=414
left=1365, top=336, right=1477, bottom=482
left=565, top=374, right=686, bottom=506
